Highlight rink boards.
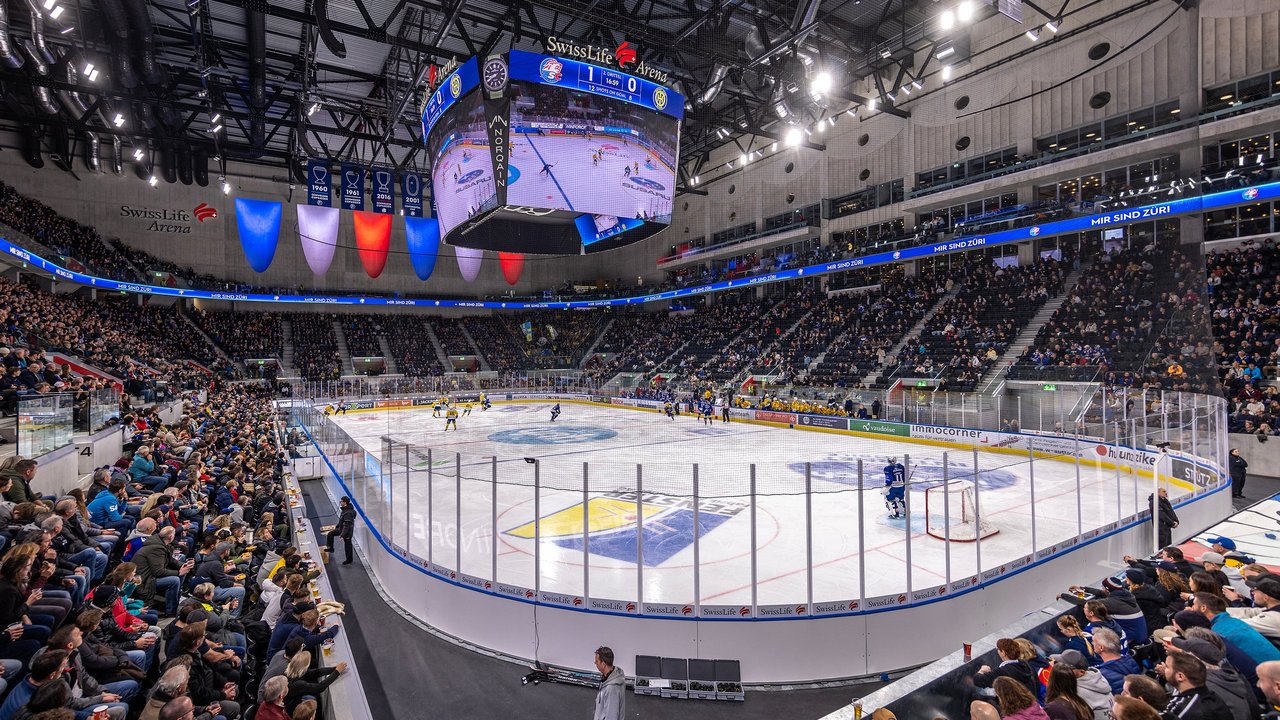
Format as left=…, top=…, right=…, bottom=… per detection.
left=296, top=392, right=1233, bottom=681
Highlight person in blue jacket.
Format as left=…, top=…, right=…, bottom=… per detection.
left=87, top=480, right=134, bottom=532
left=128, top=446, right=169, bottom=492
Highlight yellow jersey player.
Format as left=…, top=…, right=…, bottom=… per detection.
left=664, top=401, right=675, bottom=420
left=480, top=393, right=491, bottom=410
left=432, top=398, right=444, bottom=418
left=323, top=404, right=335, bottom=417
left=445, top=405, right=459, bottom=430
left=462, top=402, right=473, bottom=416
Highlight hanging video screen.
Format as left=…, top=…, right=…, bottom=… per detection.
left=425, top=86, right=497, bottom=239
left=506, top=79, right=678, bottom=224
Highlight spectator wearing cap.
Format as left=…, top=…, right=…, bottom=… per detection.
left=1093, top=628, right=1140, bottom=695
left=1225, top=577, right=1280, bottom=643
left=1048, top=649, right=1114, bottom=720
left=1192, top=592, right=1280, bottom=665
left=1201, top=552, right=1251, bottom=598
left=1064, top=574, right=1154, bottom=645
left=974, top=638, right=1038, bottom=696
left=1208, top=536, right=1240, bottom=556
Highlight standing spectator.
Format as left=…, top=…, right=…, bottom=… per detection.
left=1148, top=488, right=1179, bottom=551
left=1229, top=449, right=1249, bottom=499
left=593, top=646, right=624, bottom=720
left=324, top=498, right=355, bottom=566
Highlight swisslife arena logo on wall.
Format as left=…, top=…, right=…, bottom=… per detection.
left=542, top=37, right=670, bottom=84
left=119, top=203, right=219, bottom=234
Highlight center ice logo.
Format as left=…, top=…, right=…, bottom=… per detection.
left=630, top=177, right=666, bottom=191
left=457, top=169, right=485, bottom=184
left=504, top=491, right=745, bottom=566
left=789, top=453, right=1019, bottom=491
left=488, top=426, right=618, bottom=444
left=539, top=57, right=564, bottom=83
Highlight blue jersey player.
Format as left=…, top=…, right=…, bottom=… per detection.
left=550, top=403, right=561, bottom=422
left=883, top=458, right=906, bottom=519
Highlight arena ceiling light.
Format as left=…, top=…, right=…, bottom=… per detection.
left=112, top=113, right=124, bottom=127
left=1045, top=20, right=1059, bottom=33
left=956, top=1, right=976, bottom=22
left=942, top=65, right=953, bottom=81
left=938, top=9, right=956, bottom=31
left=147, top=175, right=158, bottom=187
left=132, top=148, right=144, bottom=161
left=1025, top=27, right=1040, bottom=42
left=82, top=62, right=94, bottom=76
left=49, top=6, right=62, bottom=18
left=809, top=71, right=833, bottom=96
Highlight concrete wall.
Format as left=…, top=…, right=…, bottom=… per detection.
left=1229, top=434, right=1280, bottom=481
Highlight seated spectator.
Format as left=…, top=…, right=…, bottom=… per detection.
left=1156, top=651, right=1231, bottom=720
left=256, top=676, right=290, bottom=720
left=1170, top=632, right=1255, bottom=720
left=974, top=638, right=1037, bottom=695
left=1191, top=592, right=1280, bottom=664
left=1043, top=663, right=1093, bottom=720
left=1092, top=628, right=1140, bottom=695
left=1047, top=650, right=1113, bottom=720
left=282, top=650, right=345, bottom=716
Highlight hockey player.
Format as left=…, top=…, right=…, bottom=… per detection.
left=462, top=402, right=473, bottom=417
left=445, top=405, right=459, bottom=431
left=633, top=161, right=639, bottom=174
left=883, top=458, right=906, bottom=519
left=701, top=400, right=713, bottom=426
left=480, top=393, right=491, bottom=411
left=323, top=404, right=335, bottom=417
left=432, top=398, right=443, bottom=418
left=663, top=400, right=675, bottom=420
left=715, top=396, right=727, bottom=423
left=623, top=166, right=631, bottom=177
left=336, top=400, right=349, bottom=415
left=550, top=403, right=562, bottom=422
left=540, top=162, right=555, bottom=177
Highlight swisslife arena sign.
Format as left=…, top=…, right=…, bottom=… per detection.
left=542, top=37, right=670, bottom=85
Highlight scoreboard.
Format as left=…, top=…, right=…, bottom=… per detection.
left=423, top=50, right=684, bottom=255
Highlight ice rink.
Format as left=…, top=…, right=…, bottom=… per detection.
left=507, top=132, right=674, bottom=219
left=330, top=402, right=1152, bottom=607
left=432, top=139, right=496, bottom=235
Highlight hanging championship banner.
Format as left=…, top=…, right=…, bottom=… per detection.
left=340, top=164, right=365, bottom=211
left=481, top=53, right=511, bottom=207
left=401, top=172, right=424, bottom=217
left=306, top=160, right=332, bottom=207
left=371, top=169, right=395, bottom=214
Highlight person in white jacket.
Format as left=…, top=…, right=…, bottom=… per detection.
left=1226, top=577, right=1280, bottom=643
left=593, top=646, right=625, bottom=720
left=1202, top=551, right=1252, bottom=598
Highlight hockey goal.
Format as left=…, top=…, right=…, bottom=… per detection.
left=924, top=480, right=999, bottom=542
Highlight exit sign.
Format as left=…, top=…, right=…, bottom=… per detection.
left=915, top=381, right=928, bottom=387
left=1042, top=384, right=1058, bottom=391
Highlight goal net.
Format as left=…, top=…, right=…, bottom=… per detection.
left=924, top=480, right=999, bottom=542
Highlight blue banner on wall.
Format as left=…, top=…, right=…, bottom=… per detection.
left=401, top=172, right=424, bottom=217
left=371, top=169, right=395, bottom=214
left=306, top=160, right=332, bottom=207
left=340, top=164, right=365, bottom=211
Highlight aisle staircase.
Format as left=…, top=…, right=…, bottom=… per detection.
left=280, top=319, right=298, bottom=376
left=859, top=286, right=959, bottom=387
left=423, top=323, right=451, bottom=369
left=977, top=263, right=1089, bottom=393
left=458, top=323, right=491, bottom=371
left=175, top=307, right=234, bottom=365
left=578, top=317, right=615, bottom=368
left=332, top=320, right=355, bottom=375
left=378, top=336, right=400, bottom=374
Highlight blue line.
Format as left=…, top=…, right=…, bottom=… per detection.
left=520, top=132, right=574, bottom=211
left=295, top=413, right=1232, bottom=622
